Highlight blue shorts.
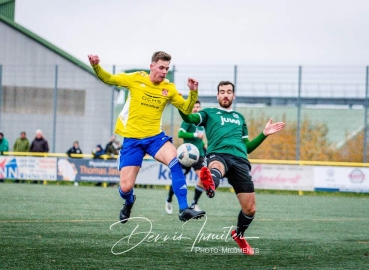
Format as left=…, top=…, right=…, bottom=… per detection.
left=117, top=132, right=172, bottom=169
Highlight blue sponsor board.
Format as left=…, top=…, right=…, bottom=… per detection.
left=57, top=158, right=120, bottom=182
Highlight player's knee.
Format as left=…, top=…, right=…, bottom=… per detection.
left=243, top=205, right=256, bottom=216
left=119, top=183, right=133, bottom=193
left=249, top=206, right=256, bottom=216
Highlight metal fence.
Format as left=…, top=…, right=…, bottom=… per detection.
left=164, top=65, right=369, bottom=163
left=1, top=64, right=369, bottom=162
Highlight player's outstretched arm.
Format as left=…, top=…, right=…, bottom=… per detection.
left=245, top=118, right=285, bottom=154
left=88, top=54, right=119, bottom=86
left=172, top=78, right=199, bottom=114
left=178, top=110, right=201, bottom=125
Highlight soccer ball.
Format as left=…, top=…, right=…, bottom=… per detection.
left=176, top=143, right=199, bottom=167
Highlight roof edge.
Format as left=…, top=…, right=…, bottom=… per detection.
left=0, top=14, right=96, bottom=76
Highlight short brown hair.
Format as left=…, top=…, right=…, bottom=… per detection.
left=151, top=51, right=171, bottom=62
left=217, top=81, right=235, bottom=93
left=195, top=100, right=201, bottom=105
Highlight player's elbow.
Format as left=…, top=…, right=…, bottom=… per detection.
left=180, top=108, right=192, bottom=115
left=98, top=76, right=113, bottom=85
left=94, top=71, right=114, bottom=85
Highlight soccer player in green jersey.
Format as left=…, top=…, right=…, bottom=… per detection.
left=165, top=100, right=206, bottom=214
left=179, top=81, right=285, bottom=255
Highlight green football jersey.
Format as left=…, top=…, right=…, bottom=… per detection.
left=179, top=122, right=206, bottom=156
left=198, top=108, right=248, bottom=159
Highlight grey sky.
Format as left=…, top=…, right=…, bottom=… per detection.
left=15, top=0, right=369, bottom=67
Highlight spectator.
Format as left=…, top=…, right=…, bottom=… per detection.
left=92, top=144, right=106, bottom=187
left=30, top=129, right=49, bottom=184
left=0, top=131, right=9, bottom=155
left=92, top=144, right=105, bottom=159
left=105, top=134, right=119, bottom=156
left=30, top=129, right=49, bottom=153
left=13, top=131, right=30, bottom=153
left=105, top=135, right=116, bottom=149
left=0, top=131, right=9, bottom=183
left=66, top=141, right=83, bottom=158
left=105, top=135, right=120, bottom=158
left=105, top=139, right=121, bottom=186
left=13, top=131, right=30, bottom=183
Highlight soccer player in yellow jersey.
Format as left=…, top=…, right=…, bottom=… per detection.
left=88, top=51, right=205, bottom=223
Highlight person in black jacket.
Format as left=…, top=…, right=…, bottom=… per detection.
left=30, top=129, right=49, bottom=184
left=104, top=135, right=121, bottom=160
left=66, top=141, right=83, bottom=158
left=30, top=129, right=49, bottom=153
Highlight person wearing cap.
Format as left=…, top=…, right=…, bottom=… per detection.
left=66, top=141, right=83, bottom=158
left=0, top=132, right=9, bottom=155
left=13, top=131, right=30, bottom=153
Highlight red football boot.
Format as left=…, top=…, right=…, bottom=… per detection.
left=200, top=167, right=215, bottom=198
left=231, top=229, right=254, bottom=255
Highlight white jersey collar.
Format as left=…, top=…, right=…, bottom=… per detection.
left=216, top=107, right=234, bottom=112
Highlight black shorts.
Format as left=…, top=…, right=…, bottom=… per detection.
left=192, top=156, right=205, bottom=171
left=181, top=156, right=205, bottom=175
left=205, top=153, right=254, bottom=194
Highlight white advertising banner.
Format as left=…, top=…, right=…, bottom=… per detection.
left=314, top=166, right=369, bottom=192
left=136, top=160, right=315, bottom=191
left=4, top=155, right=368, bottom=193
left=251, top=163, right=314, bottom=191
left=0, top=156, right=57, bottom=180
left=135, top=160, right=224, bottom=186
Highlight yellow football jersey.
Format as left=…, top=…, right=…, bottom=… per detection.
left=92, top=65, right=198, bottom=138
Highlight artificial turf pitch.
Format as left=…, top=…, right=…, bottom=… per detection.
left=1, top=183, right=368, bottom=269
